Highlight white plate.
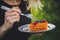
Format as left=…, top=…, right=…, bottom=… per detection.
left=18, top=23, right=56, bottom=33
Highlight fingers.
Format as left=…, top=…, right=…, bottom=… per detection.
left=13, top=7, right=20, bottom=11
left=5, top=10, right=20, bottom=24
left=6, top=15, right=20, bottom=20
left=6, top=17, right=20, bottom=23
left=5, top=7, right=21, bottom=14
left=5, top=12, right=19, bottom=17
left=12, top=7, right=21, bottom=13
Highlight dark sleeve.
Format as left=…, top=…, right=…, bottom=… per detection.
left=0, top=1, right=5, bottom=26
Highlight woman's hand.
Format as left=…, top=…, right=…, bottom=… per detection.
left=2, top=8, right=20, bottom=30
left=0, top=7, right=20, bottom=38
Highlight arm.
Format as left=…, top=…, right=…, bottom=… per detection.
left=0, top=24, right=11, bottom=38
left=0, top=8, right=20, bottom=39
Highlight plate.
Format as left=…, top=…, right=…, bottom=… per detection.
left=18, top=23, right=56, bottom=33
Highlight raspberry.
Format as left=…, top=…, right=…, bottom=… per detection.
left=42, top=20, right=46, bottom=23
left=33, top=21, right=38, bottom=25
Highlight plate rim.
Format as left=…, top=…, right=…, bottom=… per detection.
left=18, top=23, right=56, bottom=33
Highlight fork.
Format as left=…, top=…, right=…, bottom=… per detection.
left=1, top=6, right=37, bottom=21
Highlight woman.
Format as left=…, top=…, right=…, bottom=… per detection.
left=0, top=0, right=31, bottom=40
left=0, top=0, right=43, bottom=40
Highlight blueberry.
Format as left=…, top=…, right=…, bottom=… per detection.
left=36, top=20, right=42, bottom=22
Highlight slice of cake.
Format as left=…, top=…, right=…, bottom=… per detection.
left=29, top=19, right=48, bottom=31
